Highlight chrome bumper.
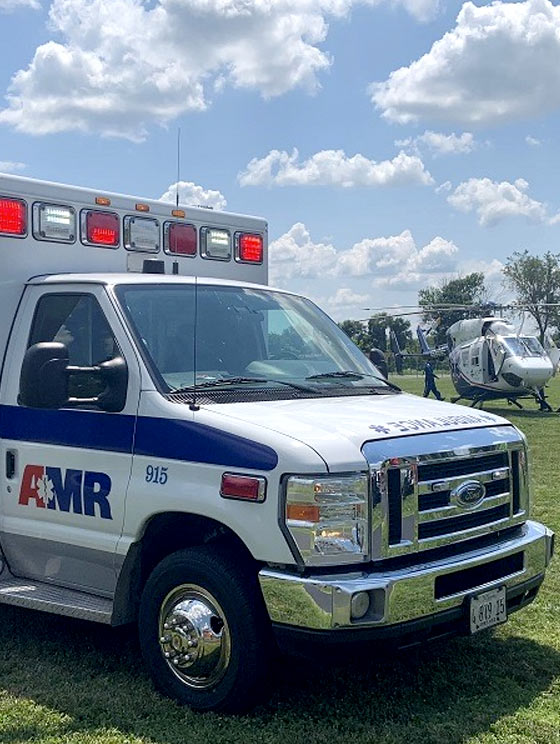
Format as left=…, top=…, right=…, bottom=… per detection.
left=259, top=521, right=554, bottom=630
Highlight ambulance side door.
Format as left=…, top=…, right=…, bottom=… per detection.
left=0, top=284, right=140, bottom=596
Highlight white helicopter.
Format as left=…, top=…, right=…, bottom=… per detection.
left=390, top=315, right=558, bottom=411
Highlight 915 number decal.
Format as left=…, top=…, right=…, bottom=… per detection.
left=145, top=465, right=168, bottom=485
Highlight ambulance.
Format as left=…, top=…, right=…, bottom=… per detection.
left=0, top=174, right=554, bottom=712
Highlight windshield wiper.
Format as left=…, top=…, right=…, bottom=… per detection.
left=170, top=376, right=317, bottom=394
left=306, top=370, right=401, bottom=392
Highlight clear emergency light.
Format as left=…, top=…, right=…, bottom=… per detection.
left=201, top=227, right=231, bottom=260
left=0, top=197, right=27, bottom=236
left=235, top=233, right=263, bottom=264
left=82, top=210, right=120, bottom=247
left=33, top=203, right=76, bottom=243
left=164, top=221, right=197, bottom=256
left=124, top=215, right=160, bottom=253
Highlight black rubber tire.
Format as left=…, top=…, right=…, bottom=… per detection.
left=138, top=545, right=272, bottom=713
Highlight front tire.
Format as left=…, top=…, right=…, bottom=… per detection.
left=138, top=545, right=272, bottom=713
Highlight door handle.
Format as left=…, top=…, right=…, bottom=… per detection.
left=6, top=450, right=16, bottom=480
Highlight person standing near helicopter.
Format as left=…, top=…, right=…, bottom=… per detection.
left=423, top=360, right=444, bottom=400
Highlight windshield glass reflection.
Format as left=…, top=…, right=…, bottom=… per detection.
left=521, top=337, right=546, bottom=356
left=116, top=284, right=390, bottom=394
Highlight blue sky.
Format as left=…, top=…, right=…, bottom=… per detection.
left=1, top=0, right=560, bottom=320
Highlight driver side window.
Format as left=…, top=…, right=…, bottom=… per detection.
left=28, top=293, right=121, bottom=399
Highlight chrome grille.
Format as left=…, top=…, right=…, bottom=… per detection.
left=418, top=503, right=510, bottom=540
left=417, top=452, right=508, bottom=482
left=363, top=427, right=529, bottom=559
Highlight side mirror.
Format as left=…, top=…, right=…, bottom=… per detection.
left=95, top=356, right=128, bottom=412
left=19, top=342, right=70, bottom=409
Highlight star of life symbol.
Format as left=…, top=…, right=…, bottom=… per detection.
left=34, top=474, right=55, bottom=507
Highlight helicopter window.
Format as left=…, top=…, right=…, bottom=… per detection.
left=503, top=338, right=527, bottom=357
left=521, top=337, right=545, bottom=356
left=462, top=351, right=469, bottom=364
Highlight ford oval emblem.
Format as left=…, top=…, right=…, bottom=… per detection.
left=452, top=480, right=486, bottom=509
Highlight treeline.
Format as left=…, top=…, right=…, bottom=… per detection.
left=338, top=250, right=560, bottom=367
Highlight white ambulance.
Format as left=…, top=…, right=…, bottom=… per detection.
left=0, top=174, right=554, bottom=712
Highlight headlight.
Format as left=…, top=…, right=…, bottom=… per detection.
left=283, top=473, right=369, bottom=566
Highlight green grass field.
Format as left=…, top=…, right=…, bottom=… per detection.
left=2, top=377, right=560, bottom=744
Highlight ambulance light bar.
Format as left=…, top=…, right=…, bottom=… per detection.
left=124, top=215, right=160, bottom=253
left=33, top=203, right=76, bottom=243
left=201, top=227, right=231, bottom=260
left=0, top=197, right=27, bottom=236
left=1, top=189, right=265, bottom=267
left=164, top=222, right=197, bottom=256
left=82, top=210, right=120, bottom=247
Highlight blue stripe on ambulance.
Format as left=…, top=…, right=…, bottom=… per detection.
left=0, top=405, right=278, bottom=471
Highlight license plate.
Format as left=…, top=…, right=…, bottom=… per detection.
left=469, top=586, right=507, bottom=634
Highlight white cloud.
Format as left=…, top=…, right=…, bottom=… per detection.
left=549, top=213, right=560, bottom=226
left=461, top=257, right=504, bottom=281
left=447, top=177, right=547, bottom=227
left=371, top=0, right=560, bottom=126
left=269, top=222, right=338, bottom=285
left=308, top=286, right=371, bottom=319
left=0, top=160, right=26, bottom=172
left=239, top=148, right=433, bottom=187
left=435, top=180, right=452, bottom=194
left=0, top=0, right=438, bottom=141
left=0, top=0, right=39, bottom=11
left=159, top=181, right=227, bottom=210
left=336, top=229, right=459, bottom=287
left=526, top=135, right=542, bottom=146
left=329, top=287, right=370, bottom=308
left=395, top=130, right=475, bottom=156
left=270, top=223, right=472, bottom=290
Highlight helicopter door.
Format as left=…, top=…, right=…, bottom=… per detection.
left=468, top=341, right=484, bottom=383
left=482, top=339, right=497, bottom=383
left=491, top=339, right=506, bottom=377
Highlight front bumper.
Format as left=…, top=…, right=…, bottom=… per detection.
left=259, top=520, right=553, bottom=635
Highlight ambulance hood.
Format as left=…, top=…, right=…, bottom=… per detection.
left=206, top=393, right=512, bottom=470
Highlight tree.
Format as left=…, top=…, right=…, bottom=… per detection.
left=419, top=273, right=486, bottom=344
left=339, top=314, right=412, bottom=370
left=367, top=313, right=412, bottom=352
left=338, top=320, right=369, bottom=352
left=503, top=250, right=560, bottom=343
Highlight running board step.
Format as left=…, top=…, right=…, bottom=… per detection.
left=0, top=572, right=112, bottom=624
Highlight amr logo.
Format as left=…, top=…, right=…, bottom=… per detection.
left=19, top=465, right=113, bottom=520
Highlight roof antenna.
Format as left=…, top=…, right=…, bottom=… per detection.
left=189, top=277, right=200, bottom=412
left=176, top=127, right=181, bottom=208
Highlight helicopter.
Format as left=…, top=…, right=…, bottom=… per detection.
left=389, top=314, right=556, bottom=410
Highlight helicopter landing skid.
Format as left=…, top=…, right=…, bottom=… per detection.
left=470, top=396, right=487, bottom=409
left=532, top=390, right=553, bottom=413
left=469, top=393, right=524, bottom=410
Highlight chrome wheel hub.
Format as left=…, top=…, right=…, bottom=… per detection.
left=158, top=584, right=231, bottom=689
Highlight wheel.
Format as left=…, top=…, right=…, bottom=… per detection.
left=138, top=545, right=272, bottom=713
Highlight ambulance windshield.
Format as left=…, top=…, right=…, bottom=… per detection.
left=116, top=283, right=391, bottom=397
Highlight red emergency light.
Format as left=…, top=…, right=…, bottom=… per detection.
left=84, top=210, right=120, bottom=247
left=0, top=198, right=27, bottom=236
left=166, top=222, right=197, bottom=256
left=236, top=233, right=263, bottom=263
